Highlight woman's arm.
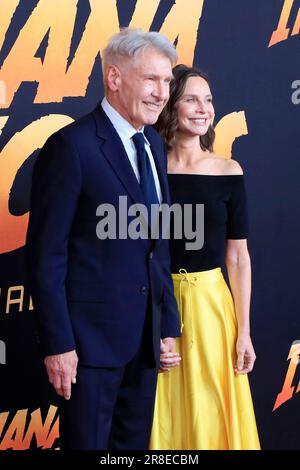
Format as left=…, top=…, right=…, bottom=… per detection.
left=225, top=239, right=256, bottom=374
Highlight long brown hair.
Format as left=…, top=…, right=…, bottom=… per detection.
left=155, top=64, right=215, bottom=151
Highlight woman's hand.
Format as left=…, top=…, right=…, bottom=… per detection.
left=234, top=333, right=256, bottom=374
left=159, top=338, right=181, bottom=372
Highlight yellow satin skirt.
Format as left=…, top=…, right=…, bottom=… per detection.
left=150, top=268, right=260, bottom=450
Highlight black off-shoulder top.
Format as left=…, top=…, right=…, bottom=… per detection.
left=167, top=174, right=248, bottom=273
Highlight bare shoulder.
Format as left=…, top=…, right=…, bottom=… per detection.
left=211, top=155, right=243, bottom=175
left=224, top=159, right=243, bottom=175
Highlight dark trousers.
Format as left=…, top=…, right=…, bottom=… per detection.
left=59, top=326, right=158, bottom=450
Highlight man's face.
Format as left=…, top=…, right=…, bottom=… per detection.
left=107, top=47, right=173, bottom=129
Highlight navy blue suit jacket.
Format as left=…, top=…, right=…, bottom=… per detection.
left=26, top=105, right=180, bottom=368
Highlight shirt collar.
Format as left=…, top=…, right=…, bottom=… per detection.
left=101, top=97, right=150, bottom=146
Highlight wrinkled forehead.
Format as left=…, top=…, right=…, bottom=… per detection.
left=118, top=46, right=172, bottom=71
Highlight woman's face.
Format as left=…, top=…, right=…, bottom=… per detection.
left=175, top=76, right=214, bottom=137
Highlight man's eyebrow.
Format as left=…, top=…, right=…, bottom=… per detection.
left=142, top=73, right=174, bottom=80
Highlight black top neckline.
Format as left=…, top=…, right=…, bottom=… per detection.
left=168, top=173, right=243, bottom=177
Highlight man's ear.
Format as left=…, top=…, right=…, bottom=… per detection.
left=106, top=65, right=121, bottom=92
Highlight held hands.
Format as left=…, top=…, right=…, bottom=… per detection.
left=159, top=337, right=181, bottom=373
left=235, top=333, right=256, bottom=375
left=44, top=350, right=78, bottom=400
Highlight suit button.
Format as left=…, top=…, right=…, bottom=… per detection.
left=149, top=252, right=153, bottom=259
left=140, top=286, right=148, bottom=295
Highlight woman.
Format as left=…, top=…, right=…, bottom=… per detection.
left=150, top=65, right=260, bottom=450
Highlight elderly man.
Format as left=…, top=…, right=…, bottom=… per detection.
left=26, top=28, right=180, bottom=450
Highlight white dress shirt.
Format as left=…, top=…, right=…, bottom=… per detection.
left=101, top=97, right=163, bottom=204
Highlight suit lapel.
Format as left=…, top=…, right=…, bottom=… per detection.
left=93, top=106, right=147, bottom=208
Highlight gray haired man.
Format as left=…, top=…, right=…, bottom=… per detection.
left=26, top=28, right=181, bottom=450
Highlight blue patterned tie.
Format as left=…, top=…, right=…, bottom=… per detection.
left=132, top=133, right=159, bottom=215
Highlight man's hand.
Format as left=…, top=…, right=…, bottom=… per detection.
left=44, top=350, right=78, bottom=400
left=159, top=337, right=181, bottom=373
left=234, top=333, right=256, bottom=375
